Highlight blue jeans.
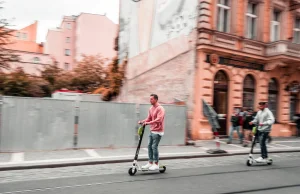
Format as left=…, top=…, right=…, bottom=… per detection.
left=228, top=126, right=243, bottom=142
left=259, top=131, right=269, bottom=159
left=148, top=133, right=162, bottom=163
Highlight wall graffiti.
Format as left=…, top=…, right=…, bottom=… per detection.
left=151, top=0, right=198, bottom=48
left=118, top=0, right=198, bottom=62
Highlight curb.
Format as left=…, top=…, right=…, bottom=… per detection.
left=1, top=149, right=300, bottom=172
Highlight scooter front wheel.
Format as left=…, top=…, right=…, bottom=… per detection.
left=128, top=167, right=137, bottom=176
left=267, top=159, right=273, bottom=165
left=246, top=159, right=252, bottom=166
left=159, top=166, right=166, bottom=173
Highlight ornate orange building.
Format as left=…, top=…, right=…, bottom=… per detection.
left=194, top=0, right=300, bottom=139
left=118, top=0, right=300, bottom=140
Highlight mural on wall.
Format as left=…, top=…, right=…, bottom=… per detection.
left=150, top=0, right=198, bottom=48
left=118, top=0, right=198, bottom=62
left=118, top=0, right=139, bottom=62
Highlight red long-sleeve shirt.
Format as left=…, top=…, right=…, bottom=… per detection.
left=143, top=103, right=165, bottom=134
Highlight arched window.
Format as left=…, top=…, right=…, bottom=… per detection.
left=268, top=78, right=278, bottom=120
left=243, top=75, right=256, bottom=109
left=213, top=70, right=229, bottom=135
left=214, top=70, right=228, bottom=87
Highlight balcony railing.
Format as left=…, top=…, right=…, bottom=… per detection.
left=266, top=41, right=300, bottom=58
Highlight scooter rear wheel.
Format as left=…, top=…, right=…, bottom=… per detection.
left=128, top=167, right=137, bottom=176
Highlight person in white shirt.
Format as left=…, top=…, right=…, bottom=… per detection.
left=249, top=102, right=275, bottom=163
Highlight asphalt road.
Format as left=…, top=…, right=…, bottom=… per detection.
left=0, top=153, right=300, bottom=194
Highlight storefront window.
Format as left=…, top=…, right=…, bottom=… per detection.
left=243, top=75, right=256, bottom=109
left=268, top=78, right=278, bottom=121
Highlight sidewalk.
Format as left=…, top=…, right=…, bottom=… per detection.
left=0, top=137, right=300, bottom=171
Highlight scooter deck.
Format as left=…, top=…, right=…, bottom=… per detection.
left=141, top=166, right=166, bottom=172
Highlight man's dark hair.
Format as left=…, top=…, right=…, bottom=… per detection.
left=150, top=94, right=158, bottom=100
left=258, top=102, right=267, bottom=105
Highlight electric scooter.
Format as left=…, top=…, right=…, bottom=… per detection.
left=246, top=126, right=273, bottom=166
left=128, top=124, right=166, bottom=176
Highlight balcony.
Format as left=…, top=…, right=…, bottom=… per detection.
left=198, top=29, right=300, bottom=60
left=202, top=31, right=266, bottom=56
left=266, top=41, right=300, bottom=58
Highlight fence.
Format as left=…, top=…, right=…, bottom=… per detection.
left=0, top=96, right=186, bottom=152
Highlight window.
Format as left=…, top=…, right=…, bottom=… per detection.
left=64, top=63, right=69, bottom=70
left=217, top=0, right=230, bottom=33
left=23, top=33, right=27, bottom=40
left=66, top=37, right=70, bottom=43
left=33, top=57, right=40, bottom=63
left=271, top=10, right=281, bottom=41
left=65, top=49, right=71, bottom=56
left=16, top=32, right=20, bottom=38
left=246, top=3, right=257, bottom=39
left=66, top=23, right=71, bottom=30
left=293, top=18, right=300, bottom=44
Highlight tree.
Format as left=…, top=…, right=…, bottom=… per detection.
left=40, top=59, right=62, bottom=86
left=0, top=70, right=6, bottom=94
left=54, top=71, right=74, bottom=92
left=27, top=76, right=50, bottom=97
left=93, top=56, right=127, bottom=101
left=39, top=59, right=74, bottom=95
left=0, top=3, right=20, bottom=70
left=71, top=54, right=106, bottom=93
left=2, top=67, right=31, bottom=96
left=92, top=34, right=127, bottom=101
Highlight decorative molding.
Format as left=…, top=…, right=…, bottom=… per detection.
left=205, top=54, right=264, bottom=71
left=265, top=61, right=287, bottom=71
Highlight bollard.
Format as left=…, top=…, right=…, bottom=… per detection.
left=73, top=100, right=80, bottom=149
left=206, top=131, right=227, bottom=154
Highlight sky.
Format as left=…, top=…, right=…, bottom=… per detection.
left=1, top=0, right=119, bottom=43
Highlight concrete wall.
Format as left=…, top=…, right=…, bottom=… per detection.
left=0, top=96, right=186, bottom=152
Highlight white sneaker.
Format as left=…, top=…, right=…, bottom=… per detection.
left=142, top=162, right=152, bottom=169
left=149, top=163, right=159, bottom=171
left=255, top=157, right=266, bottom=163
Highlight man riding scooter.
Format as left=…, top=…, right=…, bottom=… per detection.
left=249, top=102, right=275, bottom=163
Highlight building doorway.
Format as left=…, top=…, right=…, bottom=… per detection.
left=213, top=70, right=229, bottom=136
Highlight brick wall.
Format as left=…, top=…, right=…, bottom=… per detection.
left=118, top=47, right=196, bottom=139
left=121, top=49, right=195, bottom=104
